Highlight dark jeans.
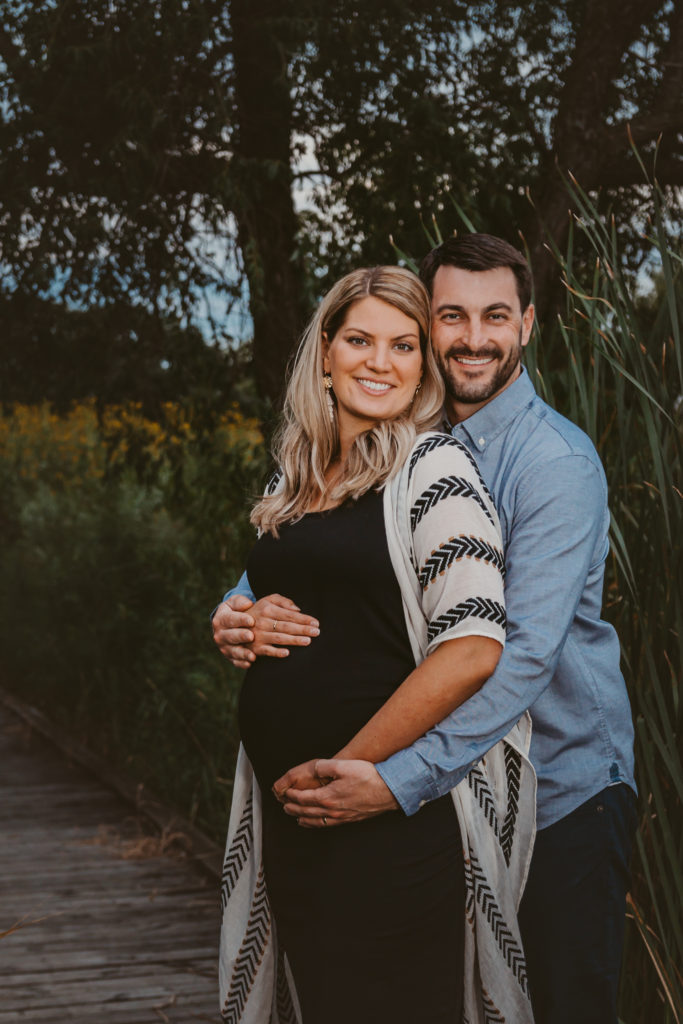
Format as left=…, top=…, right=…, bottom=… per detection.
left=519, top=783, right=637, bottom=1024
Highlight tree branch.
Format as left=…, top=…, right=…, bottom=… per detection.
left=596, top=154, right=683, bottom=188
left=553, top=0, right=665, bottom=162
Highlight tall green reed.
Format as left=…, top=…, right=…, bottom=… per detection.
left=535, top=177, right=682, bottom=1023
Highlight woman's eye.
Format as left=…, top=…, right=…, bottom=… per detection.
left=394, top=342, right=415, bottom=352
left=347, top=335, right=368, bottom=345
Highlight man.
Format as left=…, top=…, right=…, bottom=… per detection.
left=213, top=234, right=636, bottom=1024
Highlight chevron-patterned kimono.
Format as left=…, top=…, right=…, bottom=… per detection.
left=219, top=431, right=536, bottom=1024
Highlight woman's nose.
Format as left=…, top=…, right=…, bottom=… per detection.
left=365, top=342, right=392, bottom=371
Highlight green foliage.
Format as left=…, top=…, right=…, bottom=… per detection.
left=0, top=0, right=233, bottom=308
left=295, top=0, right=681, bottom=288
left=2, top=1, right=680, bottom=406
left=541, top=181, right=682, bottom=1023
left=0, top=401, right=267, bottom=839
left=0, top=0, right=244, bottom=405
left=0, top=292, right=254, bottom=412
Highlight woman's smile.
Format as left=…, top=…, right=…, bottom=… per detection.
left=354, top=377, right=395, bottom=394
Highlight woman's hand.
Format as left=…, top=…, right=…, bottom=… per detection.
left=248, top=594, right=320, bottom=657
left=272, top=759, right=325, bottom=799
left=213, top=593, right=320, bottom=667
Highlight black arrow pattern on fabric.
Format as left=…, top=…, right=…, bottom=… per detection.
left=464, top=852, right=476, bottom=924
left=276, top=948, right=298, bottom=1024
left=463, top=852, right=529, bottom=997
left=410, top=475, right=495, bottom=531
left=455, top=440, right=496, bottom=506
left=222, top=865, right=272, bottom=1023
left=221, top=794, right=254, bottom=911
left=482, top=989, right=507, bottom=1024
left=408, top=434, right=469, bottom=477
left=428, top=597, right=506, bottom=642
left=467, top=764, right=500, bottom=837
left=266, top=470, right=283, bottom=495
left=500, top=743, right=521, bottom=866
left=419, top=537, right=506, bottom=590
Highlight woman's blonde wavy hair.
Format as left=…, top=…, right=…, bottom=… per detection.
left=251, top=265, right=445, bottom=536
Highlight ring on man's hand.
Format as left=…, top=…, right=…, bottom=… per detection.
left=322, top=816, right=328, bottom=826
left=272, top=620, right=278, bottom=632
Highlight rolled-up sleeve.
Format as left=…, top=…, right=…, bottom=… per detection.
left=222, top=571, right=255, bottom=604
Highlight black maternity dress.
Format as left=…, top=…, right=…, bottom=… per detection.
left=238, top=489, right=464, bottom=1024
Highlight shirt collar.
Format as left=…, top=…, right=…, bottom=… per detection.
left=447, top=366, right=536, bottom=453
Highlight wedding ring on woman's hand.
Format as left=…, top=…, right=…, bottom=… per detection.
left=272, top=620, right=278, bottom=632
left=322, top=816, right=328, bottom=826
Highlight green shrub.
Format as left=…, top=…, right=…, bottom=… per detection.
left=0, top=401, right=267, bottom=839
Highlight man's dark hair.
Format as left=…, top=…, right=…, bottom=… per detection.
left=419, top=233, right=533, bottom=312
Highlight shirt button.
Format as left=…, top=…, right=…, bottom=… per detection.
left=478, top=436, right=486, bottom=447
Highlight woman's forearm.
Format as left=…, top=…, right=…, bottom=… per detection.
left=335, top=636, right=501, bottom=763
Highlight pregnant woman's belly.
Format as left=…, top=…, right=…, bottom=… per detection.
left=239, top=640, right=411, bottom=791
left=237, top=490, right=416, bottom=792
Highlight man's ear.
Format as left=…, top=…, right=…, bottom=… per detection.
left=521, top=304, right=535, bottom=348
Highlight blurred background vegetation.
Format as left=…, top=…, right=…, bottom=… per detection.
left=0, top=1, right=681, bottom=1020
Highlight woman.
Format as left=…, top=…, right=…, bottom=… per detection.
left=219, top=267, right=534, bottom=1024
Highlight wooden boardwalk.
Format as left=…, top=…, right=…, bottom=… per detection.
left=0, top=702, right=223, bottom=1023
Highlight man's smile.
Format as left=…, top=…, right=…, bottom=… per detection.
left=447, top=348, right=500, bottom=369
left=453, top=355, right=496, bottom=367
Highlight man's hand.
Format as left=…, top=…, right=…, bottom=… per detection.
left=273, top=758, right=399, bottom=828
left=212, top=593, right=319, bottom=669
left=212, top=594, right=257, bottom=669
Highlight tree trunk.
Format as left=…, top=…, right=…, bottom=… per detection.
left=230, top=0, right=308, bottom=408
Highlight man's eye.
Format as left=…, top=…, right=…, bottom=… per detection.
left=443, top=313, right=461, bottom=321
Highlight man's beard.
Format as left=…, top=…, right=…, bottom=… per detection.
left=437, top=330, right=523, bottom=405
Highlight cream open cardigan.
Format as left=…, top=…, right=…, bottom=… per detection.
left=219, top=432, right=536, bottom=1024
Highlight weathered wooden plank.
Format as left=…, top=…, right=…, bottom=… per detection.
left=0, top=1004, right=219, bottom=1024
left=0, top=687, right=223, bottom=878
left=0, top=971, right=216, bottom=1005
left=0, top=959, right=216, bottom=986
left=0, top=947, right=216, bottom=970
left=2, top=935, right=218, bottom=960
left=0, top=699, right=225, bottom=1022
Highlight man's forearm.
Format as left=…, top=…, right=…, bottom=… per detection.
left=336, top=636, right=500, bottom=764
left=378, top=454, right=608, bottom=814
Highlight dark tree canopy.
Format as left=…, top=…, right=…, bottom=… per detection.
left=1, top=0, right=681, bottom=405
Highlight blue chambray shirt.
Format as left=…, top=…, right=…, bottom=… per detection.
left=225, top=368, right=635, bottom=830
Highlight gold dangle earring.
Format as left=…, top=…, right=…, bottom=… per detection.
left=323, top=373, right=335, bottom=422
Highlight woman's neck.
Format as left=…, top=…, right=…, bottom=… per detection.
left=307, top=457, right=345, bottom=513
